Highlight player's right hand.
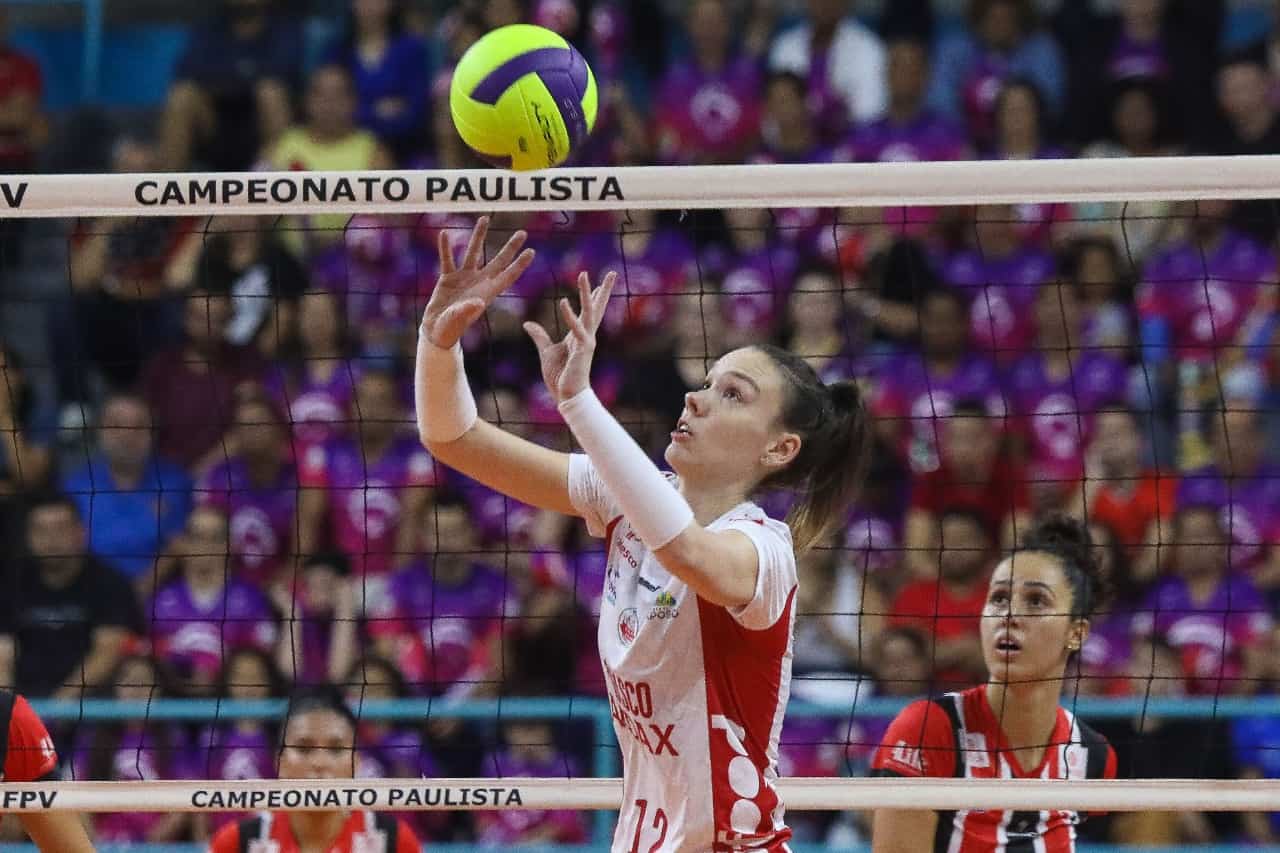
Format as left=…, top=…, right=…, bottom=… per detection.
left=421, top=216, right=536, bottom=349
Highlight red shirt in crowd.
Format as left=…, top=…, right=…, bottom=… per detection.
left=0, top=47, right=41, bottom=168
left=1, top=691, right=58, bottom=782
left=888, top=578, right=989, bottom=688
left=1085, top=471, right=1177, bottom=553
left=910, top=457, right=1030, bottom=540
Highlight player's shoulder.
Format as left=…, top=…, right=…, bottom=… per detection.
left=208, top=818, right=245, bottom=851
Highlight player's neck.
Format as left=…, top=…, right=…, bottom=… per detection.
left=676, top=478, right=748, bottom=526
left=288, top=810, right=352, bottom=848
left=984, top=679, right=1062, bottom=753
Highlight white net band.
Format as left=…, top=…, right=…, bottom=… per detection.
left=2, top=778, right=1279, bottom=813
left=2, top=155, right=1280, bottom=218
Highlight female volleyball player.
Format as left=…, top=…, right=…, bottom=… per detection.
left=417, top=217, right=868, bottom=852
left=871, top=516, right=1118, bottom=853
left=209, top=688, right=421, bottom=852
left=0, top=688, right=94, bottom=852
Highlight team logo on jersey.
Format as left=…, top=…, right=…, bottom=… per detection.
left=648, top=591, right=679, bottom=621
left=352, top=828, right=388, bottom=852
left=889, top=741, right=923, bottom=772
left=1064, top=743, right=1087, bottom=778
left=618, top=608, right=640, bottom=645
left=962, top=732, right=990, bottom=768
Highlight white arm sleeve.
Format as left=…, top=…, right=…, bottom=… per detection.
left=724, top=517, right=798, bottom=631
left=559, top=389, right=694, bottom=551
left=414, top=329, right=478, bottom=444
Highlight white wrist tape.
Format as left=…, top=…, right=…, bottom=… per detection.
left=558, top=388, right=695, bottom=550
left=415, top=329, right=478, bottom=444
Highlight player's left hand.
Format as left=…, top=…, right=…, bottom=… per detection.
left=524, top=270, right=617, bottom=404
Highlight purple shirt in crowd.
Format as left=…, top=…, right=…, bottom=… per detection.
left=1133, top=573, right=1273, bottom=694
left=1108, top=32, right=1169, bottom=81
left=475, top=750, right=588, bottom=844
left=370, top=560, right=511, bottom=694
left=718, top=245, right=800, bottom=338
left=654, top=55, right=764, bottom=164
left=150, top=579, right=278, bottom=683
left=299, top=434, right=438, bottom=576
left=1005, top=351, right=1130, bottom=482
left=844, top=111, right=969, bottom=163
left=311, top=222, right=431, bottom=334
left=264, top=361, right=358, bottom=451
left=197, top=457, right=299, bottom=587
left=1139, top=229, right=1276, bottom=361
left=197, top=724, right=276, bottom=835
left=945, top=246, right=1056, bottom=361
left=74, top=726, right=192, bottom=842
left=1177, top=464, right=1280, bottom=571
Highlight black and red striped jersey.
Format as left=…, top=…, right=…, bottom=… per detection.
left=871, top=686, right=1117, bottom=853
left=0, top=690, right=58, bottom=783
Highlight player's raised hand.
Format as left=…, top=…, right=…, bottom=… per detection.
left=421, top=216, right=536, bottom=349
left=524, top=270, right=617, bottom=404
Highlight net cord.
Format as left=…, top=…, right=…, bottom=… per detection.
left=2, top=155, right=1280, bottom=218
left=2, top=778, right=1278, bottom=813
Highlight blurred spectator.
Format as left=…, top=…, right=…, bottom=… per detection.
left=298, top=366, right=437, bottom=577
left=561, top=209, right=696, bottom=353
left=196, top=389, right=299, bottom=589
left=1059, top=238, right=1137, bottom=353
left=768, top=0, right=887, bottom=137
left=903, top=401, right=1030, bottom=579
left=653, top=0, right=766, bottom=165
left=1209, top=43, right=1280, bottom=156
left=757, top=71, right=827, bottom=163
left=1006, top=280, right=1130, bottom=512
left=1133, top=507, right=1272, bottom=695
left=1076, top=405, right=1176, bottom=585
left=268, top=64, right=394, bottom=254
left=1234, top=637, right=1280, bottom=843
left=619, top=291, right=726, bottom=428
left=150, top=506, right=278, bottom=696
left=889, top=509, right=993, bottom=689
left=990, top=77, right=1061, bottom=160
left=159, top=0, right=301, bottom=171
left=274, top=553, right=360, bottom=687
left=792, top=529, right=885, bottom=686
left=0, top=493, right=142, bottom=698
left=711, top=208, right=797, bottom=349
left=1177, top=407, right=1280, bottom=586
left=845, top=36, right=968, bottom=164
left=326, top=0, right=429, bottom=163
left=1138, top=200, right=1274, bottom=372
left=264, top=289, right=356, bottom=451
left=60, top=393, right=193, bottom=586
left=141, top=286, right=265, bottom=474
left=870, top=286, right=1006, bottom=473
left=944, top=203, right=1055, bottom=357
left=0, top=8, right=48, bottom=173
left=0, top=344, right=54, bottom=497
left=195, top=215, right=308, bottom=359
left=194, top=648, right=283, bottom=838
left=783, top=262, right=863, bottom=385
left=475, top=719, right=588, bottom=844
left=72, top=654, right=192, bottom=844
left=1098, top=636, right=1237, bottom=844
left=872, top=625, right=932, bottom=698
left=929, top=0, right=1065, bottom=147
left=370, top=502, right=508, bottom=695
left=57, top=136, right=200, bottom=405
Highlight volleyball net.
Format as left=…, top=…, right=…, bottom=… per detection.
left=0, top=158, right=1279, bottom=850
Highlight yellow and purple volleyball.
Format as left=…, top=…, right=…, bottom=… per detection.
left=450, top=24, right=598, bottom=171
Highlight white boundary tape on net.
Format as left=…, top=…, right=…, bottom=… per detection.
left=3, top=155, right=1280, bottom=217
left=2, top=777, right=1279, bottom=813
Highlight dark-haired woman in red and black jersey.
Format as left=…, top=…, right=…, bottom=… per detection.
left=871, top=516, right=1118, bottom=853
left=0, top=689, right=95, bottom=852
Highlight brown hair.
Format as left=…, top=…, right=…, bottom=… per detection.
left=754, top=344, right=870, bottom=553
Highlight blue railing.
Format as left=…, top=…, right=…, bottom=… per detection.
left=7, top=0, right=103, bottom=102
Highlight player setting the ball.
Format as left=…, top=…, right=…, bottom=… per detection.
left=417, top=218, right=869, bottom=852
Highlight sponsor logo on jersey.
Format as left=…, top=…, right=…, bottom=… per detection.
left=637, top=575, right=661, bottom=592
left=648, top=591, right=679, bottom=621
left=1064, top=743, right=1087, bottom=778
left=890, top=741, right=923, bottom=772
left=618, top=608, right=640, bottom=645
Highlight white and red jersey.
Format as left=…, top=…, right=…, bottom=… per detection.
left=871, top=686, right=1117, bottom=853
left=568, top=454, right=799, bottom=853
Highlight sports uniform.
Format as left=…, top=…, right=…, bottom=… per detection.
left=209, top=810, right=420, bottom=853
left=871, top=686, right=1117, bottom=853
left=0, top=690, right=58, bottom=783
left=568, top=454, right=798, bottom=853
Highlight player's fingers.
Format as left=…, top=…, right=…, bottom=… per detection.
left=487, top=248, right=537, bottom=299
left=576, top=271, right=593, bottom=328
left=589, top=271, right=617, bottom=333
left=560, top=297, right=590, bottom=341
left=522, top=321, right=554, bottom=352
left=461, top=216, right=490, bottom=270
left=438, top=298, right=485, bottom=336
left=437, top=228, right=456, bottom=275
left=483, top=229, right=529, bottom=275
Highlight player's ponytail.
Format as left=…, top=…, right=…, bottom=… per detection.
left=755, top=344, right=870, bottom=553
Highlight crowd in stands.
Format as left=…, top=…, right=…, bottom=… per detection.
left=4, top=0, right=1280, bottom=845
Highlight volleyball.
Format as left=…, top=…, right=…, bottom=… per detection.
left=450, top=24, right=598, bottom=171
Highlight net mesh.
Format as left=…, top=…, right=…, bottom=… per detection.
left=0, top=194, right=1277, bottom=849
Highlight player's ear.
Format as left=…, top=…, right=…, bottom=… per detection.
left=761, top=431, right=801, bottom=471
left=1066, top=619, right=1089, bottom=652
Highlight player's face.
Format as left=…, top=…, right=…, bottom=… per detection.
left=982, top=551, right=1085, bottom=685
left=666, top=347, right=796, bottom=486
left=278, top=709, right=357, bottom=779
